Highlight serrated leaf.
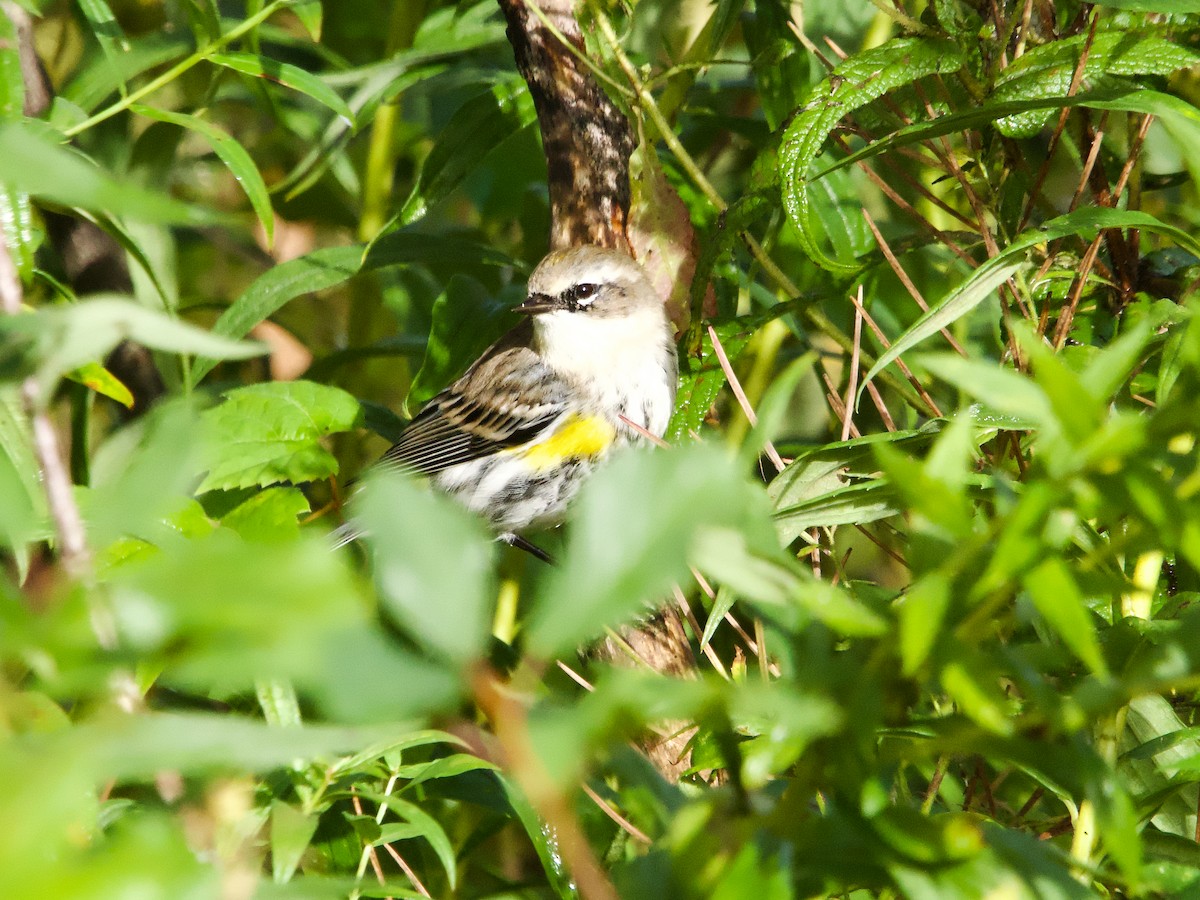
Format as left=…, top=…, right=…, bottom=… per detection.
left=221, top=486, right=310, bottom=542
left=1092, top=0, right=1200, bottom=8
left=992, top=32, right=1200, bottom=137
left=780, top=37, right=965, bottom=272
left=817, top=87, right=1200, bottom=192
left=667, top=318, right=754, bottom=442
left=210, top=52, right=353, bottom=125
left=197, top=381, right=361, bottom=492
left=130, top=104, right=275, bottom=245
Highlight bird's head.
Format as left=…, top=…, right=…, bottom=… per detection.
left=518, top=246, right=662, bottom=320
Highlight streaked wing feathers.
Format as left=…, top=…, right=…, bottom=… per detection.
left=379, top=326, right=570, bottom=475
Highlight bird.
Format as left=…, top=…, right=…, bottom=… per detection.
left=337, top=245, right=678, bottom=559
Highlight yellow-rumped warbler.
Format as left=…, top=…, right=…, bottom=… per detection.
left=340, top=245, right=677, bottom=555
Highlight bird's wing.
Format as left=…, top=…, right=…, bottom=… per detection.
left=378, top=325, right=571, bottom=476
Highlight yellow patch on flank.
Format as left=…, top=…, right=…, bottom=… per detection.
left=517, top=414, right=616, bottom=471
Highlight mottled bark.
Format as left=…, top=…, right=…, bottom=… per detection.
left=496, top=0, right=635, bottom=251
left=592, top=607, right=698, bottom=781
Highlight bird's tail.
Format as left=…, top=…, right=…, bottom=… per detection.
left=328, top=521, right=364, bottom=551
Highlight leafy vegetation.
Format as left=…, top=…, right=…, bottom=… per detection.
left=2, top=0, right=1200, bottom=896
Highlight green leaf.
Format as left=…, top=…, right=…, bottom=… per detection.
left=0, top=121, right=215, bottom=225
left=859, top=209, right=1200, bottom=396
left=941, top=657, right=1015, bottom=737
left=668, top=318, right=755, bottom=442
left=814, top=88, right=1200, bottom=198
left=77, top=0, right=131, bottom=98
left=197, top=380, right=361, bottom=492
left=780, top=37, right=965, bottom=272
left=188, top=244, right=362, bottom=387
left=67, top=361, right=134, bottom=408
left=210, top=52, right=354, bottom=125
left=0, top=387, right=46, bottom=557
left=397, top=77, right=535, bottom=226
left=62, top=34, right=189, bottom=112
left=0, top=188, right=38, bottom=283
left=270, top=800, right=318, bottom=884
left=370, top=793, right=458, bottom=889
left=257, top=677, right=303, bottom=729
left=918, top=355, right=1052, bottom=430
left=991, top=32, right=1200, bottom=137
left=16, top=712, right=399, bottom=781
left=0, top=12, right=25, bottom=118
left=0, top=296, right=265, bottom=400
left=188, top=234, right=516, bottom=388
left=1023, top=559, right=1109, bottom=677
left=221, top=486, right=311, bottom=542
left=527, top=443, right=775, bottom=657
left=0, top=393, right=43, bottom=558
left=769, top=427, right=939, bottom=540
left=900, top=571, right=952, bottom=675
left=1090, top=0, right=1200, bottom=8
left=130, top=104, right=275, bottom=245
left=290, top=0, right=323, bottom=39
left=354, top=471, right=496, bottom=666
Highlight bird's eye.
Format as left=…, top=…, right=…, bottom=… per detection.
left=572, top=283, right=599, bottom=303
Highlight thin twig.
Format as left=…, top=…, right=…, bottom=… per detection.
left=1069, top=127, right=1106, bottom=212
left=581, top=783, right=652, bottom=845
left=820, top=366, right=861, bottom=439
left=841, top=288, right=864, bottom=440
left=1052, top=233, right=1103, bottom=348
left=861, top=207, right=966, bottom=355
left=474, top=669, right=619, bottom=900
left=852, top=299, right=945, bottom=418
left=708, top=325, right=786, bottom=473
left=557, top=660, right=595, bottom=691
left=351, top=788, right=388, bottom=890
left=380, top=843, right=431, bottom=898
left=1018, top=10, right=1099, bottom=232
left=865, top=381, right=897, bottom=432
left=0, top=238, right=98, bottom=594
left=618, top=415, right=670, bottom=449
left=672, top=585, right=729, bottom=678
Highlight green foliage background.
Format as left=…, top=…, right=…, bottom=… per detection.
left=2, top=0, right=1200, bottom=896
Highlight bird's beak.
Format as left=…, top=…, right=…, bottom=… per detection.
left=516, top=292, right=560, bottom=315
